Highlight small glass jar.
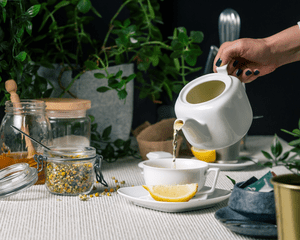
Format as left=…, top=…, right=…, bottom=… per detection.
left=0, top=100, right=52, bottom=184
left=35, top=146, right=107, bottom=196
left=41, top=98, right=91, bottom=147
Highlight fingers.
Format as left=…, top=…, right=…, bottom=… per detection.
left=213, top=40, right=261, bottom=83
left=213, top=42, right=233, bottom=72
left=236, top=68, right=260, bottom=83
left=227, top=60, right=261, bottom=83
left=215, top=58, right=261, bottom=83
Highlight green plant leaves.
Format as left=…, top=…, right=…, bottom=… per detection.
left=271, top=135, right=282, bottom=158
left=16, top=27, right=24, bottom=38
left=25, top=21, right=33, bottom=36
left=90, top=121, right=139, bottom=162
left=0, top=0, right=43, bottom=104
left=90, top=6, right=102, bottom=18
left=261, top=129, right=300, bottom=174
left=262, top=150, right=273, bottom=160
left=289, top=138, right=300, bottom=146
left=77, top=0, right=91, bottom=14
left=190, top=31, right=204, bottom=43
left=26, top=5, right=41, bottom=17
left=169, top=27, right=203, bottom=70
left=183, top=51, right=197, bottom=66
left=293, top=129, right=300, bottom=136
left=97, top=86, right=110, bottom=93
left=94, top=73, right=106, bottom=79
left=89, top=115, right=95, bottom=123
left=84, top=60, right=99, bottom=70
left=14, top=51, right=27, bottom=62
left=147, top=0, right=155, bottom=19
left=173, top=58, right=180, bottom=71
left=54, top=1, right=70, bottom=9
left=0, top=60, right=8, bottom=70
left=0, top=0, right=7, bottom=8
left=118, top=89, right=127, bottom=99
left=102, top=126, right=112, bottom=140
left=1, top=6, right=6, bottom=22
left=0, top=0, right=206, bottom=163
left=178, top=31, right=189, bottom=45
left=23, top=0, right=204, bottom=105
left=124, top=73, right=136, bottom=83
left=278, top=151, right=290, bottom=161
left=226, top=175, right=236, bottom=185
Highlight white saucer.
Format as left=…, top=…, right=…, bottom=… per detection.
left=118, top=186, right=231, bottom=213
left=207, top=158, right=258, bottom=171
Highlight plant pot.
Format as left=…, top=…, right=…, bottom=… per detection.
left=228, top=182, right=276, bottom=223
left=271, top=174, right=300, bottom=240
left=38, top=63, right=134, bottom=142
left=136, top=118, right=183, bottom=160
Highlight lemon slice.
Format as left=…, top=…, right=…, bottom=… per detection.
left=191, top=146, right=216, bottom=163
left=142, top=183, right=198, bottom=202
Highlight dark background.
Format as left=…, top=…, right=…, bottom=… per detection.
left=161, top=1, right=300, bottom=143
left=152, top=0, right=299, bottom=143
left=1, top=1, right=299, bottom=142
left=131, top=0, right=299, bottom=142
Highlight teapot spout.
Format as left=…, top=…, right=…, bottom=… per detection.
left=174, top=118, right=212, bottom=149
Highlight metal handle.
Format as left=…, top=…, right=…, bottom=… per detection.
left=33, top=154, right=47, bottom=173
left=203, top=45, right=219, bottom=74
left=94, top=155, right=108, bottom=187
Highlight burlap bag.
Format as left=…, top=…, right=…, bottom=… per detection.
left=136, top=118, right=183, bottom=160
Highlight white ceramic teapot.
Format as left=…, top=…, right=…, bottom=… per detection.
left=174, top=64, right=253, bottom=150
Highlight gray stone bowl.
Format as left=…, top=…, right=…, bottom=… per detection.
left=228, top=182, right=276, bottom=223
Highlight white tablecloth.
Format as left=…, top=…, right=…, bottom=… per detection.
left=0, top=136, right=292, bottom=240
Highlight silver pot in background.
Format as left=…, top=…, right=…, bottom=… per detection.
left=216, top=139, right=241, bottom=163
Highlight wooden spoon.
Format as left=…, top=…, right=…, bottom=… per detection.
left=5, top=80, right=36, bottom=159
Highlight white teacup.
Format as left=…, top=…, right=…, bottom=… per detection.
left=139, top=158, right=220, bottom=195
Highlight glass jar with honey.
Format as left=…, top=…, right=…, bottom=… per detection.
left=0, top=100, right=52, bottom=184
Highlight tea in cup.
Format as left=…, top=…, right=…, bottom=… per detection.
left=139, top=158, right=220, bottom=195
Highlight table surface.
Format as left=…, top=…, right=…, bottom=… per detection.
left=0, top=136, right=293, bottom=240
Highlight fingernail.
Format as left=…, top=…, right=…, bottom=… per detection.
left=246, top=70, right=252, bottom=76
left=233, top=60, right=239, bottom=67
left=216, top=58, right=222, bottom=67
left=254, top=70, right=260, bottom=75
left=236, top=69, right=242, bottom=76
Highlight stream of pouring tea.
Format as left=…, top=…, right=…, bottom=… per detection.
left=172, top=121, right=184, bottom=169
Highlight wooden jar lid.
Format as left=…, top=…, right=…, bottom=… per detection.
left=41, top=98, right=91, bottom=111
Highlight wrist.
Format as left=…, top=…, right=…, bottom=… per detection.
left=264, top=25, right=300, bottom=67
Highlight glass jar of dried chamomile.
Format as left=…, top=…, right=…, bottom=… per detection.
left=34, top=146, right=107, bottom=196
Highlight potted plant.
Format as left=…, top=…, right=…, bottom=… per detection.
left=260, top=122, right=300, bottom=240
left=0, top=0, right=205, bottom=162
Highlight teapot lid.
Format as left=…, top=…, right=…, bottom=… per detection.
left=178, top=64, right=240, bottom=105
left=0, top=163, right=38, bottom=199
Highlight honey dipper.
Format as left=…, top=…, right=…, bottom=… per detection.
left=5, top=79, right=36, bottom=159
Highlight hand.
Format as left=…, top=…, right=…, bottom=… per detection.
left=213, top=38, right=278, bottom=83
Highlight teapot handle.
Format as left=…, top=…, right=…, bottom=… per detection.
left=216, top=64, right=228, bottom=75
